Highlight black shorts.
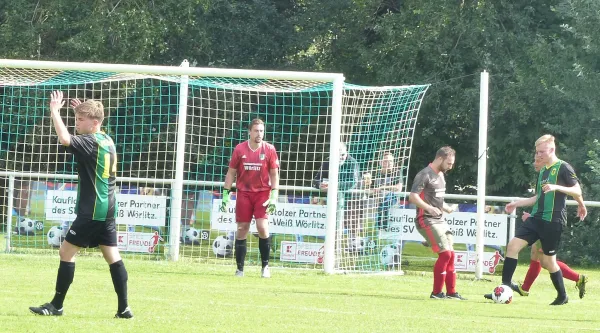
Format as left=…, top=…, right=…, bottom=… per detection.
left=514, top=216, right=563, bottom=256
left=65, top=217, right=118, bottom=248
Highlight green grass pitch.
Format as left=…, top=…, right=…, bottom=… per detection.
left=1, top=251, right=599, bottom=333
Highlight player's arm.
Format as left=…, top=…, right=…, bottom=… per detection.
left=313, top=163, right=326, bottom=189
left=49, top=91, right=71, bottom=146
left=505, top=196, right=537, bottom=213
left=408, top=172, right=441, bottom=216
left=408, top=192, right=442, bottom=217
left=442, top=202, right=458, bottom=214
left=220, top=167, right=236, bottom=212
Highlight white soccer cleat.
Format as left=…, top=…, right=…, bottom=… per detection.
left=235, top=269, right=244, bottom=277
left=261, top=265, right=271, bottom=278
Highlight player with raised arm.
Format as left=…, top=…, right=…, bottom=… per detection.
left=220, top=119, right=279, bottom=278
left=30, top=91, right=132, bottom=318
left=409, top=146, right=465, bottom=300
left=485, top=135, right=586, bottom=305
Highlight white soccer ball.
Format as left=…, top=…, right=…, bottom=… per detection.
left=184, top=227, right=201, bottom=245
left=492, top=285, right=514, bottom=304
left=17, top=218, right=36, bottom=235
left=47, top=226, right=64, bottom=247
left=379, top=243, right=401, bottom=266
left=349, top=237, right=366, bottom=252
left=212, top=235, right=233, bottom=258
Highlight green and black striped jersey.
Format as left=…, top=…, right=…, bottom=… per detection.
left=531, top=160, right=578, bottom=224
left=67, top=131, right=117, bottom=221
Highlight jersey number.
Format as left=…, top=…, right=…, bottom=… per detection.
left=102, top=153, right=117, bottom=178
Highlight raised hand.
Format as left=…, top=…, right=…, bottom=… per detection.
left=49, top=91, right=65, bottom=113
left=70, top=98, right=82, bottom=109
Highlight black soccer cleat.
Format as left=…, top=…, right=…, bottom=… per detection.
left=430, top=292, right=446, bottom=299
left=576, top=274, right=588, bottom=299
left=29, top=302, right=63, bottom=316
left=115, top=307, right=134, bottom=319
left=508, top=282, right=528, bottom=296
left=550, top=295, right=568, bottom=306
left=446, top=292, right=467, bottom=300
left=484, top=293, right=493, bottom=300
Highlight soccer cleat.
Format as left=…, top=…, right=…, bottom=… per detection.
left=576, top=274, right=588, bottom=299
left=29, top=302, right=63, bottom=316
left=484, top=293, right=493, bottom=300
left=550, top=295, right=568, bottom=306
left=261, top=265, right=271, bottom=278
left=508, top=282, right=529, bottom=296
left=430, top=292, right=445, bottom=299
left=446, top=292, right=467, bottom=300
left=235, top=269, right=244, bottom=277
left=115, top=307, right=134, bottom=319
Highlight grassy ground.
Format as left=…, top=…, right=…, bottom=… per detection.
left=1, top=251, right=599, bottom=333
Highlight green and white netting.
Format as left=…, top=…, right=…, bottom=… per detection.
left=0, top=64, right=428, bottom=273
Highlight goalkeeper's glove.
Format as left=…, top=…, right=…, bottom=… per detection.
left=262, top=189, right=278, bottom=214
left=220, top=189, right=230, bottom=212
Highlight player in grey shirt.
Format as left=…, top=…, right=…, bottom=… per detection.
left=409, top=146, right=464, bottom=300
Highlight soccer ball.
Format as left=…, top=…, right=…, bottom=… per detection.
left=379, top=243, right=401, bottom=266
left=15, top=218, right=36, bottom=235
left=348, top=237, right=366, bottom=253
left=212, top=235, right=233, bottom=258
left=492, top=285, right=514, bottom=304
left=183, top=227, right=201, bottom=245
left=47, top=226, right=64, bottom=247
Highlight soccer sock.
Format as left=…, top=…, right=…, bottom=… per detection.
left=235, top=239, right=247, bottom=272
left=433, top=251, right=451, bottom=294
left=258, top=236, right=270, bottom=268
left=109, top=260, right=129, bottom=312
left=445, top=251, right=456, bottom=294
left=521, top=260, right=542, bottom=291
left=502, top=257, right=518, bottom=285
left=51, top=261, right=75, bottom=309
left=549, top=270, right=567, bottom=298
left=557, top=261, right=579, bottom=282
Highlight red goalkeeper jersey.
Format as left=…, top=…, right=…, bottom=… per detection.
left=229, top=141, right=279, bottom=192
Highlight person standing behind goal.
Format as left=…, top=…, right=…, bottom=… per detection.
left=409, top=146, right=465, bottom=300
left=30, top=91, right=132, bottom=318
left=220, top=118, right=280, bottom=278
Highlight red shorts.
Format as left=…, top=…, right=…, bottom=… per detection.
left=235, top=190, right=270, bottom=223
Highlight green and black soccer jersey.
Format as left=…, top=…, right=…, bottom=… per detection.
left=531, top=160, right=578, bottom=224
left=67, top=132, right=117, bottom=221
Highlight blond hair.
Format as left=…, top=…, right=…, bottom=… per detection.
left=74, top=100, right=105, bottom=123
left=535, top=134, right=555, bottom=147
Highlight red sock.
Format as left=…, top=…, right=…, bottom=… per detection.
left=521, top=260, right=542, bottom=291
left=557, top=261, right=579, bottom=282
left=433, top=251, right=451, bottom=294
left=445, top=251, right=456, bottom=294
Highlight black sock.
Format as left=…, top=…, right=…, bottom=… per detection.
left=51, top=261, right=75, bottom=309
left=502, top=257, right=518, bottom=285
left=259, top=237, right=271, bottom=268
left=109, top=260, right=129, bottom=312
left=550, top=270, right=567, bottom=298
left=235, top=239, right=247, bottom=271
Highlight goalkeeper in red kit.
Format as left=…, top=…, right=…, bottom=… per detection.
left=220, top=118, right=280, bottom=278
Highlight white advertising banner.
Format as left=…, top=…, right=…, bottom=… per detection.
left=379, top=208, right=508, bottom=246
left=211, top=199, right=327, bottom=236
left=45, top=190, right=167, bottom=226
left=279, top=241, right=325, bottom=264
left=117, top=231, right=163, bottom=254
left=453, top=250, right=504, bottom=274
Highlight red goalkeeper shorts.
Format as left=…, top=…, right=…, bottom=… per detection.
left=235, top=190, right=270, bottom=223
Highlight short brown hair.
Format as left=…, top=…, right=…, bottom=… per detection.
left=435, top=146, right=456, bottom=159
left=74, top=100, right=104, bottom=123
left=248, top=118, right=264, bottom=130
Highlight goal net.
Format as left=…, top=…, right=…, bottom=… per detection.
left=0, top=60, right=428, bottom=274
